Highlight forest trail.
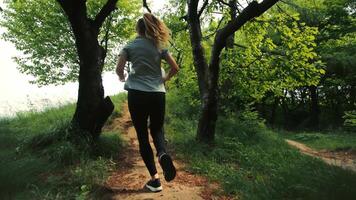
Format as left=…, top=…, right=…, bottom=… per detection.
left=286, top=139, right=356, bottom=172
left=103, top=102, right=232, bottom=200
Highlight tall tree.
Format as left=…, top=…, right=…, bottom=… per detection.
left=56, top=0, right=118, bottom=140
left=284, top=0, right=356, bottom=128
left=186, top=0, right=280, bottom=143
left=1, top=0, right=140, bottom=140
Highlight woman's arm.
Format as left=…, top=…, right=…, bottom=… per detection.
left=163, top=53, right=179, bottom=82
left=116, top=55, right=127, bottom=82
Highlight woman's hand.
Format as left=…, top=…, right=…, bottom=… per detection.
left=162, top=53, right=179, bottom=83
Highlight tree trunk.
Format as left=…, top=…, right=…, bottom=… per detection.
left=72, top=38, right=113, bottom=139
left=282, top=91, right=290, bottom=129
left=197, top=94, right=218, bottom=142
left=186, top=0, right=280, bottom=143
left=270, top=97, right=279, bottom=126
left=187, top=0, right=209, bottom=99
left=61, top=3, right=114, bottom=140
left=195, top=72, right=220, bottom=143
left=195, top=35, right=223, bottom=142
left=187, top=0, right=214, bottom=142
left=309, top=85, right=319, bottom=130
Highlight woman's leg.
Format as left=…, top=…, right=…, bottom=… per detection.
left=128, top=90, right=157, bottom=177
left=149, top=92, right=176, bottom=182
left=148, top=92, right=166, bottom=156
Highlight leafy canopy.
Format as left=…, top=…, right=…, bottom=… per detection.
left=0, top=0, right=140, bottom=85
left=162, top=1, right=324, bottom=112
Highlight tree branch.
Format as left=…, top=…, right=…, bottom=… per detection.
left=226, top=0, right=237, bottom=48
left=100, top=14, right=113, bottom=55
left=143, top=0, right=152, bottom=13
left=216, top=0, right=230, bottom=7
left=203, top=16, right=225, bottom=40
left=208, top=0, right=280, bottom=86
left=169, top=41, right=184, bottom=66
left=215, top=0, right=280, bottom=51
left=236, top=1, right=244, bottom=10
left=180, top=15, right=188, bottom=21
left=187, top=0, right=209, bottom=98
left=217, top=0, right=241, bottom=14
left=93, top=0, right=118, bottom=30
left=229, top=0, right=239, bottom=16
left=198, top=0, right=209, bottom=18
left=234, top=43, right=287, bottom=57
left=55, top=0, right=73, bottom=15
left=56, top=0, right=87, bottom=17
left=172, top=25, right=189, bottom=35
left=243, top=55, right=262, bottom=68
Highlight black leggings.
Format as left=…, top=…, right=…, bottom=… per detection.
left=127, top=89, right=166, bottom=176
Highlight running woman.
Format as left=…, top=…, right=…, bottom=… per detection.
left=116, top=13, right=179, bottom=192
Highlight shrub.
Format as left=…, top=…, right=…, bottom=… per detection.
left=343, top=110, right=356, bottom=132
left=216, top=108, right=266, bottom=143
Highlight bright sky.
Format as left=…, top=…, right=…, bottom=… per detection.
left=0, top=0, right=166, bottom=117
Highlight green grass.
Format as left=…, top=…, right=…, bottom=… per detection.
left=3, top=91, right=355, bottom=199
left=0, top=93, right=127, bottom=199
left=283, top=131, right=356, bottom=151
left=165, top=95, right=356, bottom=199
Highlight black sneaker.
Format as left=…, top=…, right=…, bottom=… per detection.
left=159, top=153, right=176, bottom=182
left=145, top=179, right=163, bottom=192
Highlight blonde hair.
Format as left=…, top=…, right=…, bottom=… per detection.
left=136, top=13, right=170, bottom=49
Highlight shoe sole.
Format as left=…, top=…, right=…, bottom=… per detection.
left=145, top=184, right=163, bottom=192
left=160, top=154, right=176, bottom=182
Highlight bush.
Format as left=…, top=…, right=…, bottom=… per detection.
left=216, top=109, right=266, bottom=143
left=166, top=89, right=200, bottom=120
left=0, top=93, right=126, bottom=199
left=343, top=110, right=356, bottom=132
left=24, top=121, right=93, bottom=166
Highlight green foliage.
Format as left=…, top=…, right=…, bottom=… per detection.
left=0, top=0, right=140, bottom=85
left=25, top=122, right=92, bottom=166
left=166, top=88, right=200, bottom=120
left=162, top=10, right=202, bottom=115
left=343, top=111, right=356, bottom=132
left=216, top=109, right=266, bottom=142
left=277, top=0, right=356, bottom=129
left=165, top=94, right=356, bottom=199
left=0, top=93, right=126, bottom=199
left=162, top=1, right=326, bottom=118
left=291, top=133, right=323, bottom=142
left=319, top=32, right=356, bottom=111
left=218, top=10, right=324, bottom=112
left=284, top=131, right=356, bottom=151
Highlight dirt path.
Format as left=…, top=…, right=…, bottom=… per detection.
left=104, top=103, right=232, bottom=200
left=286, top=139, right=356, bottom=172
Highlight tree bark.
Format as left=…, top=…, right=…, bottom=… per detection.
left=187, top=0, right=279, bottom=143
left=187, top=0, right=209, bottom=99
left=309, top=85, right=319, bottom=130
left=197, top=90, right=218, bottom=142
left=270, top=97, right=279, bottom=126
left=57, top=0, right=116, bottom=140
left=196, top=36, right=224, bottom=142
left=187, top=0, right=214, bottom=142
left=281, top=92, right=290, bottom=129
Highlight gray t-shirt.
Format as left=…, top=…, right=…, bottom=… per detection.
left=119, top=36, right=168, bottom=93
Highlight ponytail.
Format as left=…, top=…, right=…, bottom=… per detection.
left=136, top=13, right=170, bottom=49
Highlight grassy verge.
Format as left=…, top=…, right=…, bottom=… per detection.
left=0, top=93, right=127, bottom=199
left=165, top=95, right=356, bottom=200
left=282, top=131, right=356, bottom=151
